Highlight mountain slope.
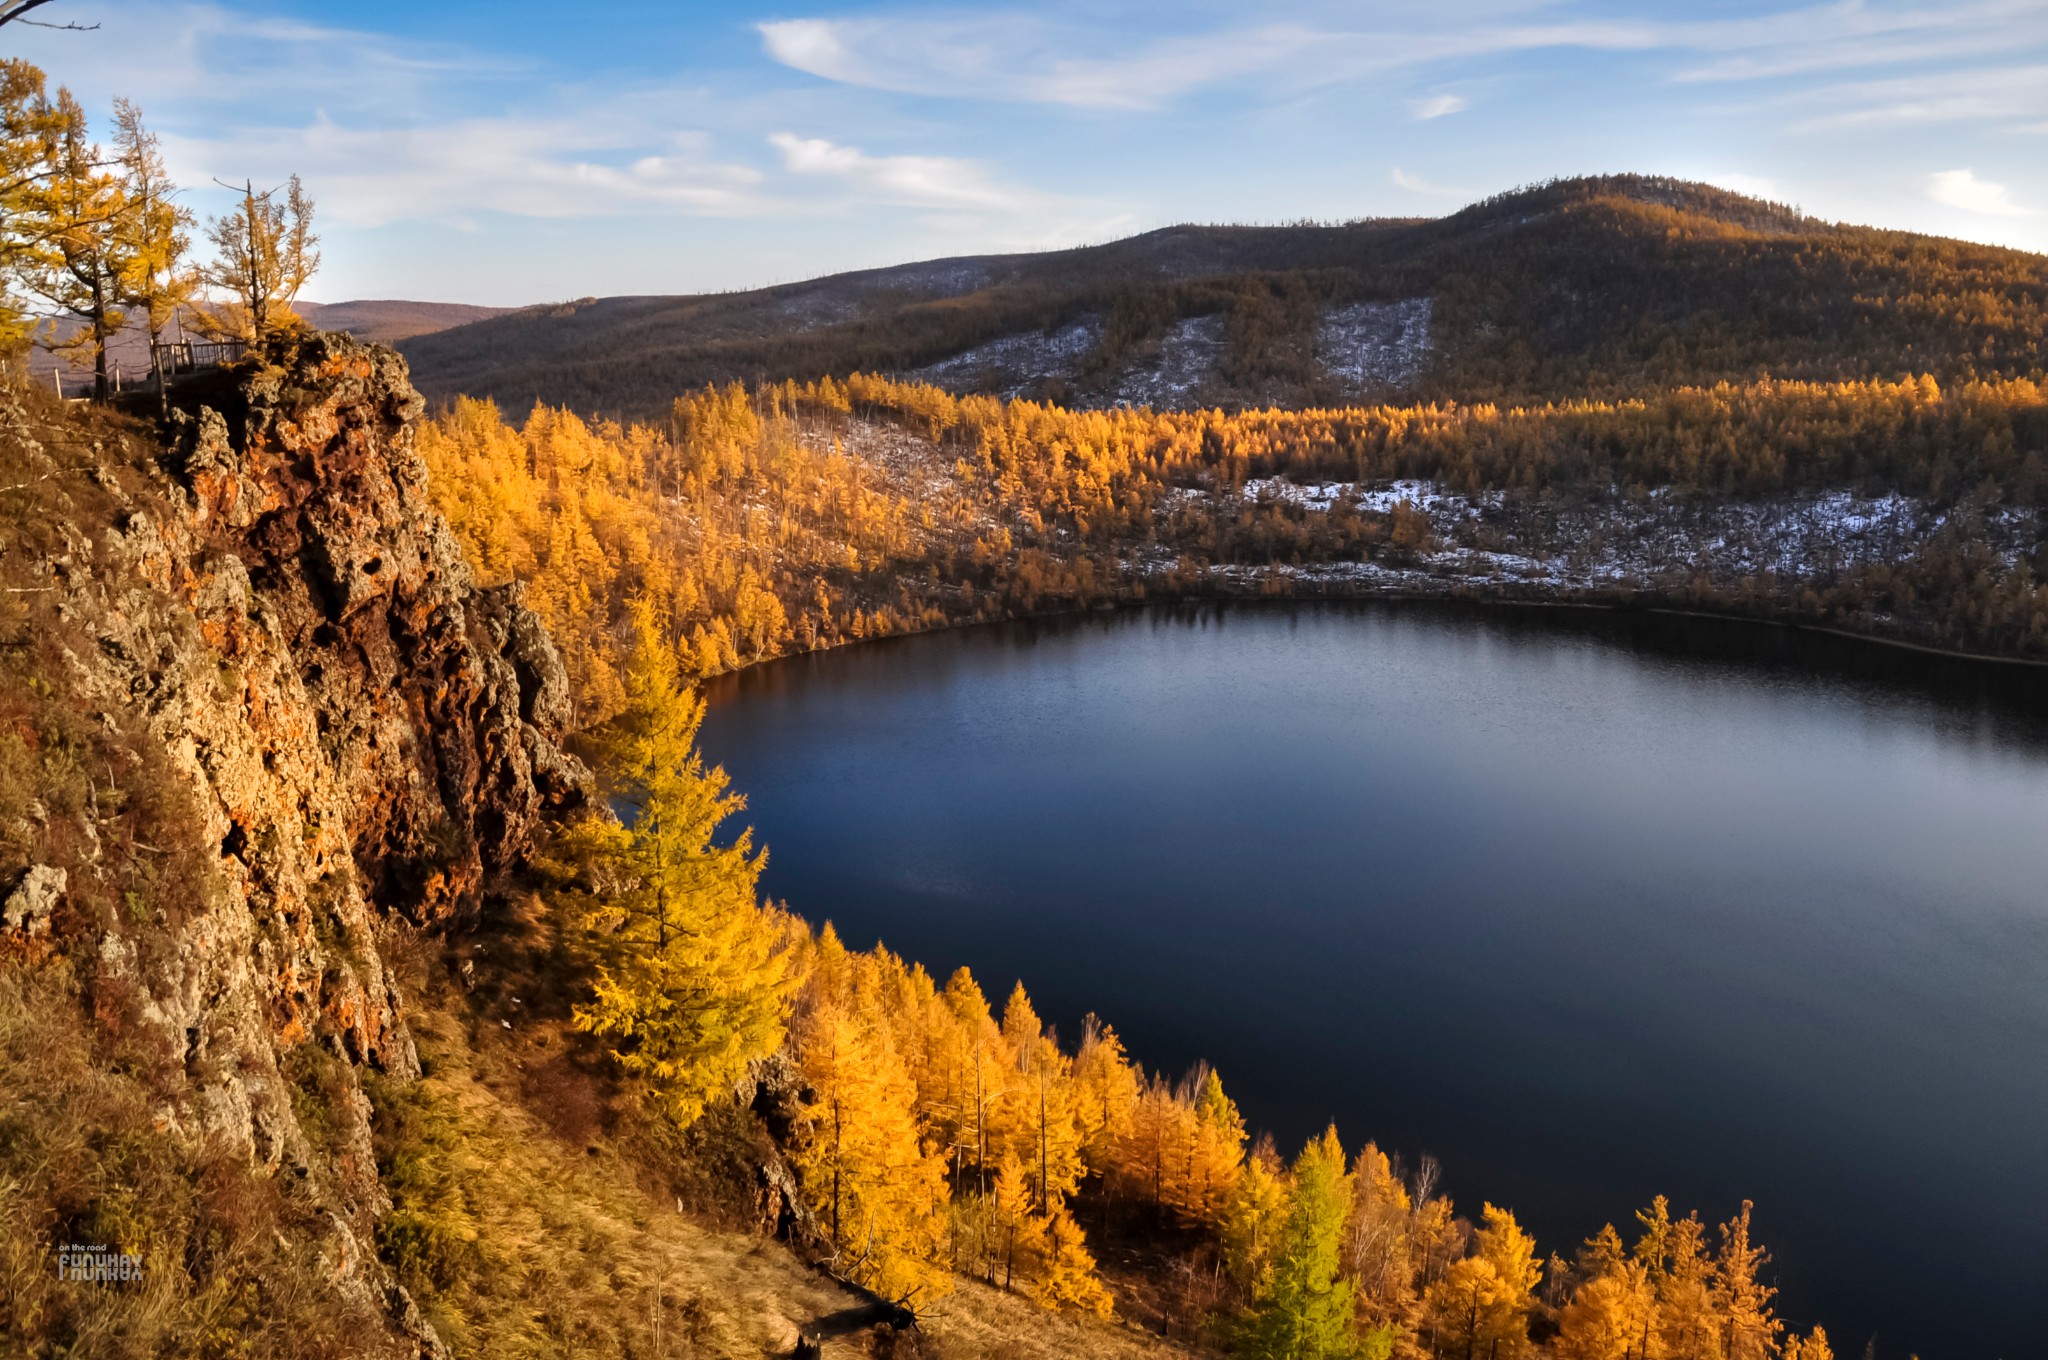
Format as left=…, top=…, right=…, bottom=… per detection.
left=38, top=301, right=507, bottom=387
left=398, top=175, right=2048, bottom=418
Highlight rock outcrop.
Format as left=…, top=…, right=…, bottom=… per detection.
left=166, top=334, right=586, bottom=926
left=8, top=333, right=586, bottom=1355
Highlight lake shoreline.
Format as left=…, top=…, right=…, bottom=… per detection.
left=701, top=582, right=2048, bottom=726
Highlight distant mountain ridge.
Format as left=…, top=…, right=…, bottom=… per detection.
left=390, top=173, right=2048, bottom=418
left=292, top=298, right=512, bottom=345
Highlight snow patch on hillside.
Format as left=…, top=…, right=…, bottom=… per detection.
left=1111, top=314, right=1228, bottom=408
left=763, top=289, right=864, bottom=332
left=1317, top=298, right=1432, bottom=389
left=911, top=319, right=1102, bottom=396
left=1211, top=479, right=2036, bottom=589
left=867, top=260, right=994, bottom=297
left=1245, top=477, right=1493, bottom=517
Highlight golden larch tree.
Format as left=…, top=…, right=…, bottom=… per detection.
left=568, top=606, right=793, bottom=1128
left=792, top=996, right=949, bottom=1305
left=198, top=174, right=317, bottom=341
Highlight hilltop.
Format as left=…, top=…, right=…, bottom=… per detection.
left=398, top=175, right=2048, bottom=418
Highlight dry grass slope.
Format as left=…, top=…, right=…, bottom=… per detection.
left=375, top=898, right=1202, bottom=1359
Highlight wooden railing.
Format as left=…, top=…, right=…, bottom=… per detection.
left=150, top=339, right=247, bottom=378
left=43, top=339, right=248, bottom=404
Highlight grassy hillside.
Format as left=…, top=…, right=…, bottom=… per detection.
left=399, top=176, right=2048, bottom=418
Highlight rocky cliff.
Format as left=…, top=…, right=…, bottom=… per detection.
left=0, top=334, right=585, bottom=1356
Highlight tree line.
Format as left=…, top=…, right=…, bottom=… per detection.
left=416, top=368, right=2048, bottom=730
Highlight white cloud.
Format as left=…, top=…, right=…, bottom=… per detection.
left=1392, top=167, right=1468, bottom=198
left=1927, top=168, right=2034, bottom=217
left=768, top=132, right=1038, bottom=210
left=1669, top=0, right=2048, bottom=81
left=13, top=3, right=784, bottom=227
left=156, top=115, right=769, bottom=227
left=759, top=16, right=1323, bottom=110
left=10, top=2, right=521, bottom=115
left=755, top=2, right=2048, bottom=112
left=1412, top=94, right=1470, bottom=119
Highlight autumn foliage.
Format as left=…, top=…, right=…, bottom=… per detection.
left=419, top=368, right=2048, bottom=724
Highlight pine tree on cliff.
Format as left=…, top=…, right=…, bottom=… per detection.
left=570, top=604, right=793, bottom=1128
left=197, top=174, right=317, bottom=342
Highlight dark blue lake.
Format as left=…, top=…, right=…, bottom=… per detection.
left=698, top=604, right=2048, bottom=1359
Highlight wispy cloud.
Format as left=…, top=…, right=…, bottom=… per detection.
left=756, top=2, right=2048, bottom=112
left=15, top=2, right=522, bottom=116
left=23, top=3, right=1074, bottom=229
left=1412, top=94, right=1470, bottom=120
left=1786, top=62, right=2048, bottom=130
left=162, top=116, right=768, bottom=227
left=1392, top=167, right=1467, bottom=198
left=768, top=132, right=1040, bottom=210
left=1667, top=0, right=2048, bottom=81
left=758, top=16, right=1326, bottom=110
left=1927, top=168, right=2035, bottom=217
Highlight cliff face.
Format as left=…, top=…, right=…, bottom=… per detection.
left=168, top=335, right=585, bottom=926
left=2, top=333, right=584, bottom=1355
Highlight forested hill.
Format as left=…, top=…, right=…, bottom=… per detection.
left=399, top=174, right=2048, bottom=418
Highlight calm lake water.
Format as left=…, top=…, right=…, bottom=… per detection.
left=699, top=604, right=2048, bottom=1359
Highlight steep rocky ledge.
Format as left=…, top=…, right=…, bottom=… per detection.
left=3, top=334, right=585, bottom=1355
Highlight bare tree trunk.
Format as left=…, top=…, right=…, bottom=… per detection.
left=90, top=273, right=110, bottom=402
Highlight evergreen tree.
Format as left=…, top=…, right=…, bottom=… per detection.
left=1557, top=1224, right=1660, bottom=1360
left=1029, top=1199, right=1115, bottom=1318
left=1422, top=1204, right=1540, bottom=1360
left=1222, top=1139, right=1289, bottom=1297
left=1781, top=1327, right=1833, bottom=1360
left=20, top=85, right=135, bottom=398
left=110, top=99, right=191, bottom=361
left=1344, top=1143, right=1422, bottom=1349
left=1073, top=1014, right=1139, bottom=1177
left=1240, top=1126, right=1360, bottom=1360
left=1711, top=1202, right=1780, bottom=1360
left=0, top=59, right=68, bottom=347
left=1188, top=1065, right=1248, bottom=1221
left=990, top=1152, right=1038, bottom=1289
left=1635, top=1198, right=1719, bottom=1360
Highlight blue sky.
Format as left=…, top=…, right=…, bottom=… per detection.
left=15, top=0, right=2047, bottom=303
